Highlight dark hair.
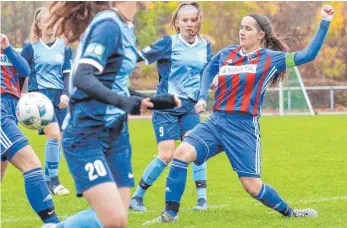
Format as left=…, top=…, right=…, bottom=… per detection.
left=47, top=1, right=110, bottom=45
left=171, top=2, right=203, bottom=37
left=249, top=13, right=289, bottom=86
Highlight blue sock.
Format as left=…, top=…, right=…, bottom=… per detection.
left=165, top=158, right=188, bottom=217
left=133, top=156, right=167, bottom=198
left=44, top=166, right=50, bottom=182
left=253, top=184, right=290, bottom=216
left=192, top=162, right=207, bottom=200
left=45, top=139, right=60, bottom=183
left=23, top=168, right=59, bottom=223
left=56, top=208, right=102, bottom=228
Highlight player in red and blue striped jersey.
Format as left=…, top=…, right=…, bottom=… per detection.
left=1, top=33, right=59, bottom=224
left=145, top=5, right=335, bottom=224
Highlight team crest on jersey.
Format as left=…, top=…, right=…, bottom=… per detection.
left=219, top=64, right=257, bottom=75
left=196, top=50, right=207, bottom=62
left=55, top=54, right=64, bottom=63
left=248, top=52, right=258, bottom=61
left=85, top=43, right=105, bottom=60
left=0, top=54, right=13, bottom=66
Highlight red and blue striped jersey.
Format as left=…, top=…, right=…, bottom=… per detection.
left=202, top=45, right=286, bottom=116
left=199, top=20, right=330, bottom=116
left=1, top=47, right=30, bottom=98
left=1, top=49, right=20, bottom=98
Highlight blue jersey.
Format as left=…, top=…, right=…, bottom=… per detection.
left=21, top=38, right=72, bottom=91
left=138, top=34, right=213, bottom=101
left=199, top=20, right=330, bottom=116
left=66, top=9, right=137, bottom=130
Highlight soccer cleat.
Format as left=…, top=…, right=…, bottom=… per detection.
left=41, top=223, right=57, bottom=228
left=193, top=198, right=208, bottom=210
left=290, top=208, right=318, bottom=218
left=50, top=184, right=70, bottom=195
left=129, top=196, right=148, bottom=212
left=142, top=211, right=177, bottom=226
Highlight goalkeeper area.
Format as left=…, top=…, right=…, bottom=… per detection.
left=1, top=115, right=346, bottom=228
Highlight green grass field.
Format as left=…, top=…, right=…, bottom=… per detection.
left=1, top=115, right=347, bottom=228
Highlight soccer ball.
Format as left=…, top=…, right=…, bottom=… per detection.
left=16, top=92, right=54, bottom=130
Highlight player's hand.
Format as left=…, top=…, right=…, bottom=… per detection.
left=195, top=100, right=207, bottom=113
left=173, top=95, right=182, bottom=108
left=210, top=76, right=218, bottom=92
left=59, top=94, right=69, bottom=109
left=0, top=34, right=10, bottom=50
left=321, top=5, right=334, bottom=22
left=140, top=97, right=154, bottom=115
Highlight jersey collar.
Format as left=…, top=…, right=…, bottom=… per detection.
left=39, top=39, right=58, bottom=50
left=178, top=34, right=199, bottom=48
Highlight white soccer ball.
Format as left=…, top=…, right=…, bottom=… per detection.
left=16, top=92, right=54, bottom=130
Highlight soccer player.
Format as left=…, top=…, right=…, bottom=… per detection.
left=130, top=2, right=213, bottom=212
left=21, top=6, right=72, bottom=195
left=0, top=33, right=59, bottom=224
left=42, top=2, right=179, bottom=228
left=144, top=5, right=335, bottom=224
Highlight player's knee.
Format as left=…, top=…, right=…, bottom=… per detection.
left=158, top=141, right=175, bottom=163
left=240, top=177, right=262, bottom=196
left=103, top=213, right=127, bottom=228
left=173, top=142, right=196, bottom=163
left=10, top=145, right=42, bottom=173
left=158, top=151, right=174, bottom=163
left=44, top=123, right=61, bottom=140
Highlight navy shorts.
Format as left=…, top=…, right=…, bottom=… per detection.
left=1, top=94, right=29, bottom=162
left=63, top=117, right=134, bottom=197
left=152, top=106, right=200, bottom=143
left=184, top=111, right=261, bottom=178
left=32, top=89, right=67, bottom=134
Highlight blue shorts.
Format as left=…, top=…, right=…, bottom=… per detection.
left=1, top=94, right=29, bottom=162
left=184, top=111, right=261, bottom=178
left=63, top=117, right=134, bottom=197
left=32, top=89, right=67, bottom=134
left=152, top=107, right=200, bottom=143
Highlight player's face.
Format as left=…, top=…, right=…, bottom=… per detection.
left=177, top=10, right=199, bottom=38
left=239, top=16, right=264, bottom=50
left=39, top=10, right=57, bottom=37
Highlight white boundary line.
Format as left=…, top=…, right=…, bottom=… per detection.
left=2, top=196, right=347, bottom=223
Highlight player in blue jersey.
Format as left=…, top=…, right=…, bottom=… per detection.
left=144, top=5, right=335, bottom=224
left=130, top=2, right=213, bottom=212
left=42, top=2, right=180, bottom=228
left=0, top=33, right=59, bottom=224
left=21, top=6, right=72, bottom=195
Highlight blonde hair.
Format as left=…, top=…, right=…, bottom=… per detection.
left=29, top=7, right=46, bottom=43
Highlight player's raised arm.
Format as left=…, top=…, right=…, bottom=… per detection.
left=0, top=34, right=30, bottom=77
left=291, top=5, right=334, bottom=67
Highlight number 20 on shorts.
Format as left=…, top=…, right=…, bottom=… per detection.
left=85, top=160, right=107, bottom=181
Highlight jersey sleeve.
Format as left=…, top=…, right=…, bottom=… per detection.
left=268, top=20, right=330, bottom=72
left=3, top=45, right=30, bottom=77
left=79, top=20, right=121, bottom=74
left=63, top=46, right=72, bottom=74
left=206, top=41, right=214, bottom=62
left=199, top=49, right=222, bottom=101
left=137, top=36, right=172, bottom=65
left=21, top=42, right=34, bottom=67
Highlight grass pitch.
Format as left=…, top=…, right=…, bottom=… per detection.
left=1, top=115, right=346, bottom=228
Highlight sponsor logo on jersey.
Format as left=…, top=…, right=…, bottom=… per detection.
left=219, top=64, right=257, bottom=75
left=0, top=54, right=13, bottom=66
